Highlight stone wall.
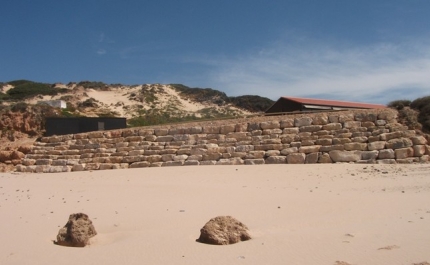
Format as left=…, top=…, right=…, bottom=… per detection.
left=16, top=109, right=430, bottom=173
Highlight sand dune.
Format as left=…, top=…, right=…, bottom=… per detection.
left=1, top=164, right=429, bottom=264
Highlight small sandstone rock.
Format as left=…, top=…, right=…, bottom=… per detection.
left=197, top=216, right=251, bottom=245
left=55, top=213, right=97, bottom=247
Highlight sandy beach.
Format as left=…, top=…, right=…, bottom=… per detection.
left=1, top=164, right=429, bottom=265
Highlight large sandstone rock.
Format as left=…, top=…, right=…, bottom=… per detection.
left=197, top=216, right=251, bottom=245
left=329, top=150, right=361, bottom=162
left=55, top=213, right=97, bottom=247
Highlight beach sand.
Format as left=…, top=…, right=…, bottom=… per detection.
left=1, top=164, right=429, bottom=265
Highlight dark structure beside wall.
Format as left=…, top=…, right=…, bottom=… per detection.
left=45, top=117, right=127, bottom=136
left=266, top=96, right=386, bottom=113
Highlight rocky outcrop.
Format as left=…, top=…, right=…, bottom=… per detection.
left=55, top=213, right=97, bottom=247
left=197, top=216, right=251, bottom=245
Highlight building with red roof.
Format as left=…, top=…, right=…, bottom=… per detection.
left=265, top=96, right=386, bottom=114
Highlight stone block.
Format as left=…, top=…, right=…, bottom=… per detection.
left=266, top=156, right=287, bottom=164
left=332, top=138, right=352, bottom=145
left=203, top=126, right=220, bottom=134
left=386, top=138, right=413, bottom=149
left=99, top=164, right=113, bottom=170
left=286, top=153, right=305, bottom=164
left=318, top=153, right=332, bottom=163
left=413, top=145, right=426, bottom=157
left=156, top=136, right=174, bottom=142
left=188, top=155, right=203, bottom=161
left=361, top=150, right=379, bottom=161
left=35, top=159, right=52, bottom=165
left=265, top=150, right=281, bottom=156
left=352, top=136, right=368, bottom=143
left=85, top=163, right=100, bottom=170
left=282, top=127, right=299, bottom=134
left=378, top=149, right=395, bottom=159
left=216, top=158, right=243, bottom=165
left=411, top=136, right=428, bottom=145
left=299, top=145, right=321, bottom=154
left=260, top=121, right=280, bottom=130
left=312, top=115, right=328, bottom=125
left=122, top=156, right=141, bottom=163
left=161, top=154, right=174, bottom=162
left=217, top=125, right=234, bottom=134
left=203, top=153, right=222, bottom=161
left=138, top=129, right=154, bottom=136
left=315, top=138, right=332, bottom=146
left=72, top=164, right=86, bottom=171
left=130, top=161, right=151, bottom=168
left=145, top=135, right=157, bottom=141
left=154, top=129, right=168, bottom=136
left=343, top=121, right=361, bottom=129
left=236, top=145, right=254, bottom=152
left=247, top=123, right=261, bottom=131
left=329, top=150, right=361, bottom=162
left=52, top=160, right=67, bottom=166
left=395, top=147, right=414, bottom=159
left=280, top=119, right=294, bottom=128
left=299, top=125, right=322, bottom=132
left=294, top=117, right=313, bottom=127
left=354, top=113, right=377, bottom=122
left=22, top=159, right=36, bottom=166
left=280, top=134, right=298, bottom=144
left=244, top=159, right=265, bottom=165
left=184, top=160, right=200, bottom=166
left=368, top=141, right=386, bottom=150
left=344, top=142, right=368, bottom=151
left=380, top=131, right=405, bottom=141
left=174, top=155, right=188, bottom=161
left=305, top=152, right=319, bottom=164
left=245, top=151, right=265, bottom=159
left=162, top=161, right=184, bottom=167
left=280, top=147, right=298, bottom=155
left=200, top=161, right=217, bottom=165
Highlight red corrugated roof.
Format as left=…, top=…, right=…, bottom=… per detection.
left=282, top=96, right=386, bottom=109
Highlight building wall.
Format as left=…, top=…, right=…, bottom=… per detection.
left=38, top=100, right=67, bottom=109
left=16, top=108, right=429, bottom=173
left=45, top=117, right=127, bottom=136
left=266, top=98, right=303, bottom=113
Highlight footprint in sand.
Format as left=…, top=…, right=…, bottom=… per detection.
left=377, top=245, right=400, bottom=250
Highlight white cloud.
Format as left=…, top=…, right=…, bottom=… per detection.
left=97, top=49, right=106, bottom=55
left=205, top=38, right=430, bottom=104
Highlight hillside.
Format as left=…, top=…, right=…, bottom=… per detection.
left=1, top=81, right=272, bottom=118
left=0, top=80, right=273, bottom=144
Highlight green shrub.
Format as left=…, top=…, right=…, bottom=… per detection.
left=387, top=99, right=412, bottom=110
left=410, top=96, right=430, bottom=111
left=6, top=81, right=57, bottom=100
left=406, top=95, right=430, bottom=133
left=10, top=102, right=29, bottom=112
left=77, top=81, right=107, bottom=89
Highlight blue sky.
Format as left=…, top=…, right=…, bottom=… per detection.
left=1, top=0, right=429, bottom=104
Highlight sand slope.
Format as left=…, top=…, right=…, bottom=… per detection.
left=1, top=164, right=429, bottom=265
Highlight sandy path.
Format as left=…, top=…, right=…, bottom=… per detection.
left=1, top=164, right=429, bottom=265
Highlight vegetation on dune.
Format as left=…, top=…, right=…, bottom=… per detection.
left=76, top=81, right=108, bottom=89
left=229, top=95, right=274, bottom=112
left=1, top=80, right=68, bottom=101
left=170, top=84, right=274, bottom=111
left=170, top=84, right=229, bottom=106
